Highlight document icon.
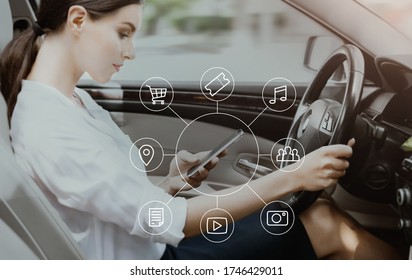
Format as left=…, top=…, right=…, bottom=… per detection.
left=149, top=208, right=164, bottom=228
left=204, top=72, right=231, bottom=97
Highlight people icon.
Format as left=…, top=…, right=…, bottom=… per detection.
left=291, top=148, right=300, bottom=162
left=276, top=146, right=300, bottom=163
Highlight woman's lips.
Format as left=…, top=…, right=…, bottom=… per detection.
left=113, top=64, right=122, bottom=72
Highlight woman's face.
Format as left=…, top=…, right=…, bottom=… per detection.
left=76, top=4, right=142, bottom=83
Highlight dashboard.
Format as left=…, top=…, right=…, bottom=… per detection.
left=342, top=55, right=412, bottom=246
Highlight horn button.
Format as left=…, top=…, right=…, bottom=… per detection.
left=297, top=99, right=341, bottom=151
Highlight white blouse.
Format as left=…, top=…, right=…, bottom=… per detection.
left=10, top=80, right=187, bottom=259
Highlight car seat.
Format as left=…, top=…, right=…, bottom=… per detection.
left=0, top=0, right=83, bottom=259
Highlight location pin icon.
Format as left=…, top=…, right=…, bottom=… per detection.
left=139, top=144, right=155, bottom=167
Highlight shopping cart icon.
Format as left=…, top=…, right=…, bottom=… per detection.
left=146, top=85, right=167, bottom=105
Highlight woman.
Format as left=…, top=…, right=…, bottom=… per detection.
left=0, top=0, right=398, bottom=259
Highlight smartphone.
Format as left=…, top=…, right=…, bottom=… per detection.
left=186, top=129, right=244, bottom=178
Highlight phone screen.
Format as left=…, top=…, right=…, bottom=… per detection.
left=186, top=129, right=244, bottom=178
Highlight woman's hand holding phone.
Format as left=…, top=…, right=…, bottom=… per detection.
left=159, top=149, right=227, bottom=195
left=187, top=129, right=244, bottom=177
left=159, top=129, right=242, bottom=195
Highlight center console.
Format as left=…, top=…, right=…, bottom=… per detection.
left=395, top=156, right=412, bottom=259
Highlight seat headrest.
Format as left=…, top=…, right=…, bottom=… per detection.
left=0, top=1, right=13, bottom=53
left=0, top=1, right=12, bottom=146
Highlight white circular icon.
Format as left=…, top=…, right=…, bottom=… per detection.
left=139, top=77, right=174, bottom=112
left=262, top=77, right=297, bottom=113
left=271, top=138, right=305, bottom=172
left=260, top=200, right=295, bottom=236
left=138, top=201, right=173, bottom=236
left=200, top=67, right=235, bottom=102
left=200, top=208, right=235, bottom=243
left=129, top=137, right=164, bottom=172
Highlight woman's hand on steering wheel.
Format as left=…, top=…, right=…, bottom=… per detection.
left=287, top=139, right=355, bottom=192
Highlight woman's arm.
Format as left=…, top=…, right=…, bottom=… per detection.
left=184, top=142, right=353, bottom=237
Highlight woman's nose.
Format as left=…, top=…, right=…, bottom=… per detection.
left=123, top=41, right=136, bottom=60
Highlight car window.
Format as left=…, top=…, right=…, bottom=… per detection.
left=81, top=0, right=342, bottom=84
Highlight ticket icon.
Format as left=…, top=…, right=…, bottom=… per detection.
left=204, top=72, right=231, bottom=97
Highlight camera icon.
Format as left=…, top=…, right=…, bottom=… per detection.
left=266, top=210, right=288, bottom=226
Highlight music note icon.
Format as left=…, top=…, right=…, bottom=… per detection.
left=269, top=85, right=287, bottom=105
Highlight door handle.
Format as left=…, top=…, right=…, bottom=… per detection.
left=237, top=159, right=273, bottom=176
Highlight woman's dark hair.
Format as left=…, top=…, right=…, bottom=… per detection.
left=0, top=0, right=143, bottom=121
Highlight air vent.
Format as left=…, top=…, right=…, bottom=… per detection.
left=365, top=164, right=390, bottom=190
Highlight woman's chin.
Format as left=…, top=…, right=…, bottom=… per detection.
left=91, top=74, right=112, bottom=85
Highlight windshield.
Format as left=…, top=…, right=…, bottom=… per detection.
left=356, top=0, right=412, bottom=40
left=90, top=0, right=338, bottom=84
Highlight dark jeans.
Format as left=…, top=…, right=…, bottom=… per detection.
left=161, top=209, right=317, bottom=260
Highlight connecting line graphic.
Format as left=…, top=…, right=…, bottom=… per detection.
left=247, top=107, right=268, bottom=128
left=216, top=101, right=219, bottom=114
left=168, top=107, right=189, bottom=126
left=246, top=184, right=268, bottom=206
left=166, top=182, right=190, bottom=205
left=216, top=196, right=219, bottom=209
left=163, top=154, right=176, bottom=157
left=260, top=154, right=272, bottom=157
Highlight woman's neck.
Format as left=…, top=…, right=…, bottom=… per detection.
left=27, top=34, right=83, bottom=99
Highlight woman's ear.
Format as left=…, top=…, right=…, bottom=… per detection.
left=67, top=5, right=88, bottom=34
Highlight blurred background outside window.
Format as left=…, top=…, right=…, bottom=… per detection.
left=110, top=0, right=337, bottom=84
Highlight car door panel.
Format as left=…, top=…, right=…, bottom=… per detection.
left=80, top=82, right=341, bottom=196
left=81, top=82, right=310, bottom=140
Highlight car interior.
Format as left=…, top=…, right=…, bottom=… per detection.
left=0, top=0, right=83, bottom=260
left=1, top=0, right=412, bottom=260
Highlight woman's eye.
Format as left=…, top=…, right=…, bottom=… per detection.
left=119, top=32, right=129, bottom=39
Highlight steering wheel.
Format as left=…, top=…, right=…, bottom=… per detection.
left=281, top=44, right=365, bottom=214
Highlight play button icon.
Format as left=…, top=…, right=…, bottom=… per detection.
left=213, top=220, right=222, bottom=231
left=207, top=217, right=228, bottom=235
left=200, top=208, right=234, bottom=243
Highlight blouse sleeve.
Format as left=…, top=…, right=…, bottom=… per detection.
left=20, top=123, right=187, bottom=247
